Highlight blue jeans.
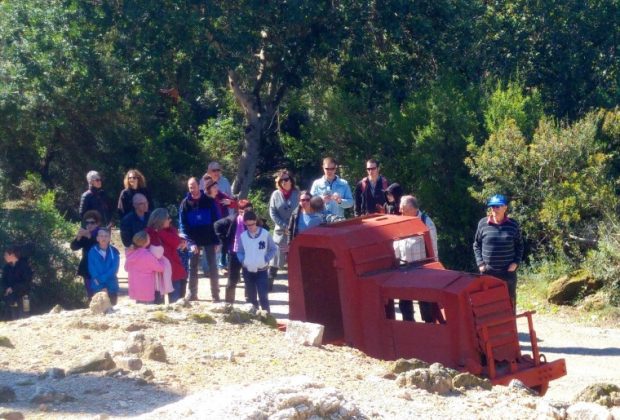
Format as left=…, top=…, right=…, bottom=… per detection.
left=189, top=245, right=219, bottom=301
left=242, top=268, right=270, bottom=312
left=168, top=279, right=187, bottom=303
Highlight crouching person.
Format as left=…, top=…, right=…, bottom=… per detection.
left=236, top=211, right=277, bottom=313
left=87, top=228, right=120, bottom=305
left=2, top=245, right=33, bottom=320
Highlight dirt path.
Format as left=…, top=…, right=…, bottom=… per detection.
left=517, top=313, right=620, bottom=400
left=121, top=264, right=620, bottom=401
left=0, top=270, right=618, bottom=419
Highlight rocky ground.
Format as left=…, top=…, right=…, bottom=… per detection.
left=0, top=272, right=619, bottom=419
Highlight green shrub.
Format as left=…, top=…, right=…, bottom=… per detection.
left=0, top=190, right=87, bottom=315
left=519, top=256, right=575, bottom=310
left=583, top=219, right=620, bottom=306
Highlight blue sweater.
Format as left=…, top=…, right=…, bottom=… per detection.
left=87, top=245, right=120, bottom=293
left=473, top=216, right=523, bottom=271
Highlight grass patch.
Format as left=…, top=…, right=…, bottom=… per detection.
left=190, top=313, right=216, bottom=324
left=148, top=311, right=178, bottom=324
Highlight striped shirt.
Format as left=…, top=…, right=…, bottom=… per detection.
left=473, top=216, right=523, bottom=271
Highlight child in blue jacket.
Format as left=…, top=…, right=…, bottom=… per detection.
left=88, top=228, right=120, bottom=305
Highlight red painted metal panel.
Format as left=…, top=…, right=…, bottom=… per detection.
left=287, top=214, right=566, bottom=395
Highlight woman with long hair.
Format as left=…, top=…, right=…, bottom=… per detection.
left=117, top=169, right=153, bottom=219
left=268, top=169, right=300, bottom=290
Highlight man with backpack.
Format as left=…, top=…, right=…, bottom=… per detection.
left=354, top=159, right=389, bottom=216
left=394, top=195, right=441, bottom=323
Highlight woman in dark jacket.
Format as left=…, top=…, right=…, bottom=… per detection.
left=79, top=171, right=112, bottom=226
left=383, top=183, right=404, bottom=215
left=70, top=210, right=101, bottom=298
left=117, top=169, right=153, bottom=219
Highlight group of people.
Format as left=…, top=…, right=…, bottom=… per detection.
left=67, top=155, right=523, bottom=318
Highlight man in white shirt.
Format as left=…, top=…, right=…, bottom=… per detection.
left=393, top=195, right=440, bottom=322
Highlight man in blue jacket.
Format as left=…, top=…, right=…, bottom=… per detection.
left=310, top=157, right=353, bottom=219
left=179, top=177, right=221, bottom=302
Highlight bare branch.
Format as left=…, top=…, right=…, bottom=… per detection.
left=228, top=70, right=255, bottom=115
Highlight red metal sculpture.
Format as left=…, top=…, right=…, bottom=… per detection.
left=288, top=214, right=566, bottom=395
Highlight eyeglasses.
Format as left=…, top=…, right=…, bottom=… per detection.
left=245, top=222, right=256, bottom=227
left=128, top=176, right=138, bottom=180
left=366, top=167, right=378, bottom=171
left=323, top=167, right=336, bottom=171
left=85, top=220, right=97, bottom=225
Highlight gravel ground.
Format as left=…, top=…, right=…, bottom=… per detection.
left=0, top=271, right=618, bottom=419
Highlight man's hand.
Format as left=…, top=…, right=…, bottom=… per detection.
left=4, top=287, right=13, bottom=296
left=332, top=192, right=342, bottom=204
left=478, top=264, right=486, bottom=273
left=507, top=263, right=518, bottom=272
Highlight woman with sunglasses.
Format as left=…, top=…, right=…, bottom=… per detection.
left=117, top=169, right=153, bottom=219
left=70, top=210, right=102, bottom=298
left=79, top=170, right=112, bottom=226
left=267, top=170, right=300, bottom=290
left=286, top=191, right=324, bottom=243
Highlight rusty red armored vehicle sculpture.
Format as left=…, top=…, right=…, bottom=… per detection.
left=287, top=214, right=566, bottom=395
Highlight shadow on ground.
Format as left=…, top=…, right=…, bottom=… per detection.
left=0, top=369, right=183, bottom=417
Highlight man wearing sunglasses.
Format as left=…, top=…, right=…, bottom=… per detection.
left=473, top=194, right=524, bottom=312
left=309, top=156, right=353, bottom=219
left=354, top=159, right=389, bottom=216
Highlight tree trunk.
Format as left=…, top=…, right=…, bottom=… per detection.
left=228, top=70, right=275, bottom=198
left=233, top=114, right=264, bottom=198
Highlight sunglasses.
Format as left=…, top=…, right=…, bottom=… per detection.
left=324, top=167, right=336, bottom=171
left=366, top=167, right=378, bottom=171
left=85, top=220, right=97, bottom=225
left=280, top=178, right=291, bottom=182
left=210, top=168, right=221, bottom=172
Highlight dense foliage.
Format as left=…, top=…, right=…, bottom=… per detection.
left=0, top=190, right=86, bottom=312
left=1, top=0, right=619, bottom=305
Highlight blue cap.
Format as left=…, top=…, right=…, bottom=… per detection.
left=487, top=194, right=507, bottom=207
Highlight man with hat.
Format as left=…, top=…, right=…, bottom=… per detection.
left=200, top=161, right=232, bottom=197
left=473, top=194, right=524, bottom=312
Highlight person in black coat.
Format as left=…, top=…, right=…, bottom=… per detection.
left=2, top=245, right=33, bottom=320
left=70, top=210, right=101, bottom=298
left=214, top=199, right=253, bottom=304
left=383, top=183, right=404, bottom=215
left=120, top=193, right=151, bottom=248
left=117, top=169, right=153, bottom=219
left=79, top=171, right=113, bottom=226
left=354, top=159, right=389, bottom=216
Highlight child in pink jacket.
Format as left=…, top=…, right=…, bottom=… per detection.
left=125, top=231, right=165, bottom=303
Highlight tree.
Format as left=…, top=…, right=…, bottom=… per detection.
left=467, top=111, right=617, bottom=256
